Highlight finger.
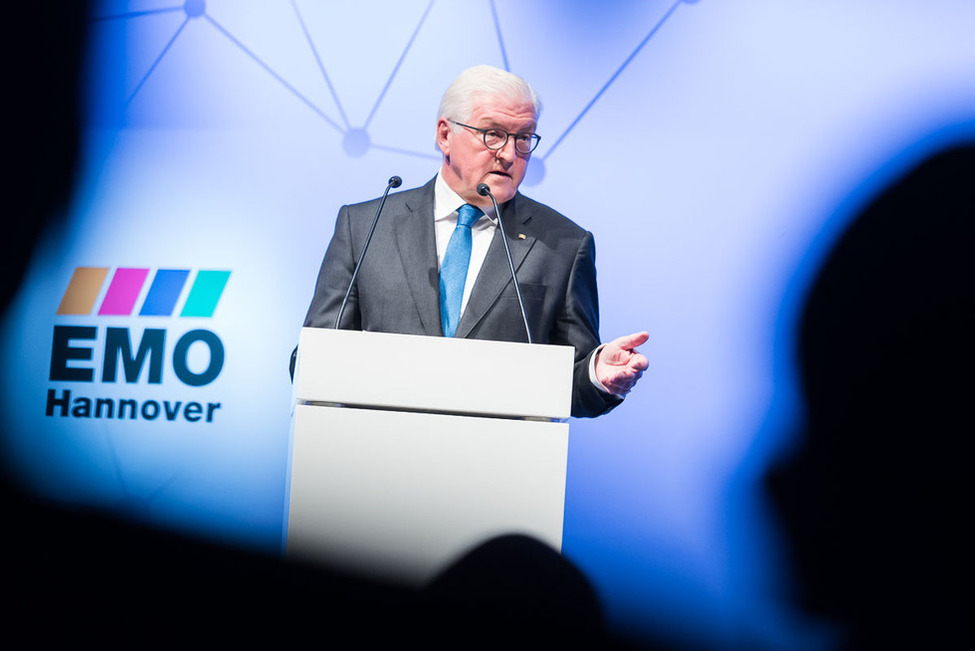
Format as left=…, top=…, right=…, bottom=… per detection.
left=612, top=331, right=649, bottom=351
left=610, top=367, right=639, bottom=386
left=597, top=354, right=645, bottom=389
left=608, top=365, right=645, bottom=394
left=611, top=378, right=636, bottom=395
left=604, top=376, right=629, bottom=394
left=629, top=354, right=649, bottom=372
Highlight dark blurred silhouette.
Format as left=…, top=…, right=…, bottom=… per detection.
left=767, top=140, right=974, bottom=649
left=427, top=533, right=605, bottom=640
left=2, top=5, right=652, bottom=649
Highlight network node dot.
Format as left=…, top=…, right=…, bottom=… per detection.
left=343, top=128, right=371, bottom=158
left=184, top=0, right=205, bottom=18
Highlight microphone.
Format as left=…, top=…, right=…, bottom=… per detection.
left=477, top=182, right=533, bottom=344
left=334, top=175, right=402, bottom=329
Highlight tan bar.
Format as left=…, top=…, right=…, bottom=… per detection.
left=56, top=267, right=109, bottom=315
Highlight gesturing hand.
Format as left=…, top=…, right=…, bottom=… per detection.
left=595, top=331, right=650, bottom=396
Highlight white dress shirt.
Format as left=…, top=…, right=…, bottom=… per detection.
left=433, top=173, right=498, bottom=316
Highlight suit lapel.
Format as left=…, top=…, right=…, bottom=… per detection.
left=394, top=179, right=442, bottom=336
left=455, top=193, right=536, bottom=339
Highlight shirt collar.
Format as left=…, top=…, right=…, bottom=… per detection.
left=434, top=172, right=497, bottom=223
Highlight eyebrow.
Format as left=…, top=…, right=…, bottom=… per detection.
left=480, top=121, right=537, bottom=133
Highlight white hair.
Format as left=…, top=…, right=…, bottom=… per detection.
left=438, top=65, right=542, bottom=126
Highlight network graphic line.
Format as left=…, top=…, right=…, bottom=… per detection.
left=542, top=0, right=684, bottom=160
left=102, top=422, right=181, bottom=518
left=125, top=15, right=189, bottom=106
left=204, top=12, right=345, bottom=133
left=362, top=0, right=435, bottom=130
left=92, top=0, right=690, bottom=179
left=290, top=0, right=350, bottom=130
left=90, top=5, right=184, bottom=21
left=489, top=0, right=510, bottom=73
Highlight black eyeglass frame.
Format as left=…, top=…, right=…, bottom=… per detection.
left=448, top=119, right=541, bottom=155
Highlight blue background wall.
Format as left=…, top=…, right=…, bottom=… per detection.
left=3, top=1, right=974, bottom=648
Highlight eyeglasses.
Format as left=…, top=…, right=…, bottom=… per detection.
left=449, top=120, right=541, bottom=155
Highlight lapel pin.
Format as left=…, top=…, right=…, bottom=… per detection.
left=518, top=233, right=526, bottom=239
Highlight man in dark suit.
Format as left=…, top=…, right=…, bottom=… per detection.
left=302, top=65, right=648, bottom=418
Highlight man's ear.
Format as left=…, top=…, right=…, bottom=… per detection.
left=436, top=118, right=451, bottom=156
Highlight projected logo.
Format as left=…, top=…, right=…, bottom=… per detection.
left=46, top=267, right=230, bottom=424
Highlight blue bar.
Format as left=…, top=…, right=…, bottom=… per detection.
left=139, top=269, right=190, bottom=316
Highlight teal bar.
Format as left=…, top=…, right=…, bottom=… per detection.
left=180, top=270, right=231, bottom=317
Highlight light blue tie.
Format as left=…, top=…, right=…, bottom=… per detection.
left=440, top=204, right=483, bottom=337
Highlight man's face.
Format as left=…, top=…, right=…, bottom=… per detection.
left=437, top=93, right=537, bottom=207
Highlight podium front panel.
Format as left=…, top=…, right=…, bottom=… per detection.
left=286, top=403, right=569, bottom=586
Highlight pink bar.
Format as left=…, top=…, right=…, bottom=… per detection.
left=98, top=268, right=150, bottom=315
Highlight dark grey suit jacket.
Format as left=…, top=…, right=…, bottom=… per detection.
left=302, top=177, right=621, bottom=418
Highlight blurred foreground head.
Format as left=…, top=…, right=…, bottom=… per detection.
left=770, top=141, right=974, bottom=648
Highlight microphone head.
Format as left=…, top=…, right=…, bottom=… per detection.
left=476, top=183, right=491, bottom=196
left=389, top=176, right=402, bottom=188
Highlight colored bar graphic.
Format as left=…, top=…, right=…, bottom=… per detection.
left=56, top=267, right=109, bottom=315
left=140, top=269, right=190, bottom=316
left=98, top=268, right=150, bottom=316
left=181, top=270, right=231, bottom=317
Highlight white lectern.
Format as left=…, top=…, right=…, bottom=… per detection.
left=286, top=327, right=574, bottom=586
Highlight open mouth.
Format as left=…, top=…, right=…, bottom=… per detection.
left=488, top=171, right=511, bottom=178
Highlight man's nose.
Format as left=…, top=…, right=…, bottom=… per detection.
left=495, top=136, right=518, bottom=162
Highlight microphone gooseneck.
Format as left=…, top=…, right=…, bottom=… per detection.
left=476, top=183, right=533, bottom=344
left=335, top=175, right=402, bottom=329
